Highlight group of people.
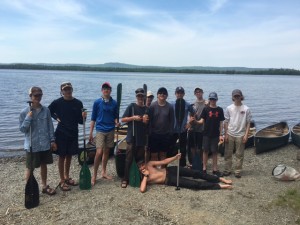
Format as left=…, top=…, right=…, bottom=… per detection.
left=19, top=81, right=251, bottom=196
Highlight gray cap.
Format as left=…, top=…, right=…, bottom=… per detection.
left=208, top=92, right=218, bottom=100
left=135, top=88, right=145, bottom=96
left=232, top=89, right=243, bottom=96
left=175, top=86, right=185, bottom=93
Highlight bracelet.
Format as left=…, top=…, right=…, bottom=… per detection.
left=144, top=174, right=149, bottom=178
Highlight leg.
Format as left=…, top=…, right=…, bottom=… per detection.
left=92, top=147, right=103, bottom=185
left=123, top=142, right=133, bottom=182
left=64, top=155, right=72, bottom=180
left=25, top=168, right=31, bottom=182
left=212, top=152, right=218, bottom=171
left=224, top=135, right=234, bottom=174
left=40, top=163, right=47, bottom=188
left=58, top=156, right=66, bottom=184
left=234, top=136, right=245, bottom=176
left=202, top=136, right=210, bottom=172
left=202, top=151, right=209, bottom=172
left=101, top=147, right=112, bottom=179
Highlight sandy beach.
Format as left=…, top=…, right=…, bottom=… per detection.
left=0, top=144, right=299, bottom=225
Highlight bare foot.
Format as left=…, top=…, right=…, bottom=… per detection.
left=101, top=174, right=113, bottom=180
left=220, top=184, right=233, bottom=189
left=220, top=177, right=233, bottom=185
left=91, top=176, right=96, bottom=186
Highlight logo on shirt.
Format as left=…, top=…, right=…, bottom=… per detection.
left=209, top=111, right=219, bottom=118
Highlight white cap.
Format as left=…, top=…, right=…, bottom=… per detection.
left=147, top=91, right=154, bottom=97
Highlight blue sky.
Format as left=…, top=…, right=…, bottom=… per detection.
left=0, top=0, right=300, bottom=69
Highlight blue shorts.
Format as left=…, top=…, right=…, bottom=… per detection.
left=203, top=136, right=218, bottom=153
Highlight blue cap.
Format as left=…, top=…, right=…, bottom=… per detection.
left=208, top=92, right=218, bottom=100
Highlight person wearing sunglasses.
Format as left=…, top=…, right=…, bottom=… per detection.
left=147, top=87, right=174, bottom=162
left=223, top=89, right=252, bottom=178
left=19, top=87, right=57, bottom=195
left=48, top=82, right=86, bottom=191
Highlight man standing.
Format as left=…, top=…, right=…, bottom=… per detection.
left=20, top=87, right=57, bottom=195
left=120, top=88, right=148, bottom=188
left=146, top=91, right=154, bottom=107
left=224, top=89, right=252, bottom=178
left=49, top=82, right=86, bottom=191
left=188, top=88, right=206, bottom=168
left=89, top=82, right=119, bottom=185
left=148, top=87, right=174, bottom=161
left=171, top=87, right=191, bottom=167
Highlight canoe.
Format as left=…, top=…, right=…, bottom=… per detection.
left=255, top=122, right=290, bottom=154
left=114, top=137, right=127, bottom=178
left=218, top=120, right=256, bottom=156
left=291, top=123, right=300, bottom=148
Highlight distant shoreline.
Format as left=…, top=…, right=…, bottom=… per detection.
left=1, top=63, right=300, bottom=75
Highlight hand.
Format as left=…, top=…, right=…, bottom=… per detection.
left=175, top=153, right=181, bottom=160
left=142, top=114, right=149, bottom=124
left=219, top=135, right=224, bottom=143
left=141, top=168, right=149, bottom=176
left=189, top=116, right=195, bottom=124
left=242, top=135, right=248, bottom=144
left=82, top=111, right=87, bottom=119
left=51, top=142, right=57, bottom=151
left=225, top=134, right=229, bottom=143
left=185, top=123, right=191, bottom=130
left=115, top=122, right=121, bottom=127
left=27, top=111, right=33, bottom=117
left=89, top=133, right=94, bottom=143
left=133, top=115, right=142, bottom=122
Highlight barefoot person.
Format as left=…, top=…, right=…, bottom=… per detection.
left=139, top=153, right=232, bottom=193
left=89, top=82, right=119, bottom=185
left=120, top=88, right=148, bottom=188
left=49, top=82, right=86, bottom=191
left=20, top=87, right=57, bottom=195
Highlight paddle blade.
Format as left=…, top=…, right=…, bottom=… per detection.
left=25, top=173, right=39, bottom=209
left=129, top=160, right=141, bottom=187
left=79, top=163, right=91, bottom=190
left=143, top=84, right=147, bottom=105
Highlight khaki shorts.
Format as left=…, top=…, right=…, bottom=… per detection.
left=26, top=150, right=53, bottom=169
left=96, top=130, right=115, bottom=149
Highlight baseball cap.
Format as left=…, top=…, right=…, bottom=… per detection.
left=194, top=87, right=203, bottom=93
left=29, top=86, right=43, bottom=95
left=208, top=92, right=218, bottom=100
left=175, top=86, right=185, bottom=93
left=60, top=82, right=72, bottom=90
left=102, top=82, right=112, bottom=89
left=232, top=89, right=243, bottom=97
left=147, top=91, right=154, bottom=98
left=135, top=88, right=145, bottom=96
left=157, top=87, right=168, bottom=96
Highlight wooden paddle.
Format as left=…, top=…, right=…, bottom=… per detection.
left=129, top=105, right=141, bottom=187
left=143, top=84, right=149, bottom=162
left=79, top=108, right=91, bottom=190
left=25, top=101, right=39, bottom=209
left=175, top=98, right=186, bottom=190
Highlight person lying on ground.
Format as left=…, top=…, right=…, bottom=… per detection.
left=138, top=153, right=232, bottom=193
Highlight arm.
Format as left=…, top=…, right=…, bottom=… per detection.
left=224, top=121, right=229, bottom=142
left=19, top=108, right=32, bottom=133
left=243, top=121, right=251, bottom=144
left=140, top=174, right=148, bottom=193
left=148, top=153, right=181, bottom=167
left=219, top=121, right=224, bottom=142
left=47, top=109, right=57, bottom=151
left=89, top=120, right=95, bottom=143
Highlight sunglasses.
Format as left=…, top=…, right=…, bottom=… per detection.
left=33, top=94, right=43, bottom=97
left=102, top=87, right=111, bottom=91
left=209, top=98, right=217, bottom=101
left=158, top=92, right=167, bottom=95
left=234, top=95, right=241, bottom=98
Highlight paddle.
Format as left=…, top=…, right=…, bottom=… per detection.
left=116, top=83, right=122, bottom=147
left=143, top=84, right=147, bottom=105
left=175, top=98, right=186, bottom=190
left=143, top=84, right=149, bottom=162
left=79, top=108, right=92, bottom=190
left=129, top=105, right=141, bottom=187
left=25, top=101, right=40, bottom=209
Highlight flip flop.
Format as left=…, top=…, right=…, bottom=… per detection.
left=59, top=181, right=71, bottom=191
left=42, top=185, right=56, bottom=195
left=65, top=178, right=79, bottom=186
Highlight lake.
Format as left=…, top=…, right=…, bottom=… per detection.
left=0, top=69, right=299, bottom=157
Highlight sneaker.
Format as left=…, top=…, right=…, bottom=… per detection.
left=235, top=173, right=241, bottom=178
left=213, top=170, right=224, bottom=177
left=223, top=171, right=231, bottom=176
left=203, top=170, right=207, bottom=174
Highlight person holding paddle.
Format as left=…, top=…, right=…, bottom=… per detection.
left=148, top=87, right=174, bottom=161
left=120, top=88, right=148, bottom=188
left=138, top=153, right=233, bottom=193
left=49, top=82, right=86, bottom=191
left=20, top=87, right=57, bottom=196
left=89, top=82, right=119, bottom=185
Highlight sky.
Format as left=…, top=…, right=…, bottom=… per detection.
left=0, top=0, right=300, bottom=69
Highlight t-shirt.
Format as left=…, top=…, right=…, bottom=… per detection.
left=191, top=100, right=206, bottom=132
left=48, top=97, right=83, bottom=139
left=122, top=103, right=147, bottom=146
left=224, top=104, right=252, bottom=137
left=149, top=101, right=174, bottom=135
left=172, top=100, right=191, bottom=133
left=201, top=106, right=225, bottom=138
left=91, top=97, right=118, bottom=133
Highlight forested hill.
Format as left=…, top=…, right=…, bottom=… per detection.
left=0, top=63, right=299, bottom=75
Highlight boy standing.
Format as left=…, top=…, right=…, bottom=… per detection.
left=49, top=82, right=86, bottom=191
left=198, top=92, right=224, bottom=177
left=20, top=87, right=57, bottom=195
left=89, top=82, right=119, bottom=185
left=224, top=89, right=252, bottom=178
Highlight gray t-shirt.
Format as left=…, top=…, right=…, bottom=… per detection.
left=191, top=100, right=206, bottom=132
left=149, top=101, right=174, bottom=135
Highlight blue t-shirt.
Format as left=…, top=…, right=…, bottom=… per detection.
left=91, top=97, right=118, bottom=132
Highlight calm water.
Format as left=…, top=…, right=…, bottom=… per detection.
left=0, top=69, right=299, bottom=157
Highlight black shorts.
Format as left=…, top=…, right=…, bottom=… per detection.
left=55, top=135, right=79, bottom=156
left=26, top=150, right=53, bottom=169
left=203, top=136, right=219, bottom=153
left=149, top=133, right=172, bottom=153
left=188, top=132, right=203, bottom=149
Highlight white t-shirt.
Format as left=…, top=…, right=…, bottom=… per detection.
left=225, top=103, right=252, bottom=137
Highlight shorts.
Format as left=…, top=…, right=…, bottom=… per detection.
left=188, top=132, right=203, bottom=149
left=26, top=150, right=53, bottom=169
left=149, top=133, right=172, bottom=153
left=96, top=130, right=115, bottom=149
left=55, top=136, right=79, bottom=156
left=203, top=136, right=219, bottom=153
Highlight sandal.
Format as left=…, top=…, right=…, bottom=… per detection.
left=42, top=185, right=56, bottom=195
left=59, top=181, right=71, bottom=191
left=121, top=180, right=128, bottom=188
left=65, top=178, right=78, bottom=186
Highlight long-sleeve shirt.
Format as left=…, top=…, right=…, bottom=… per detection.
left=172, top=100, right=191, bottom=133
left=19, top=105, right=55, bottom=152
